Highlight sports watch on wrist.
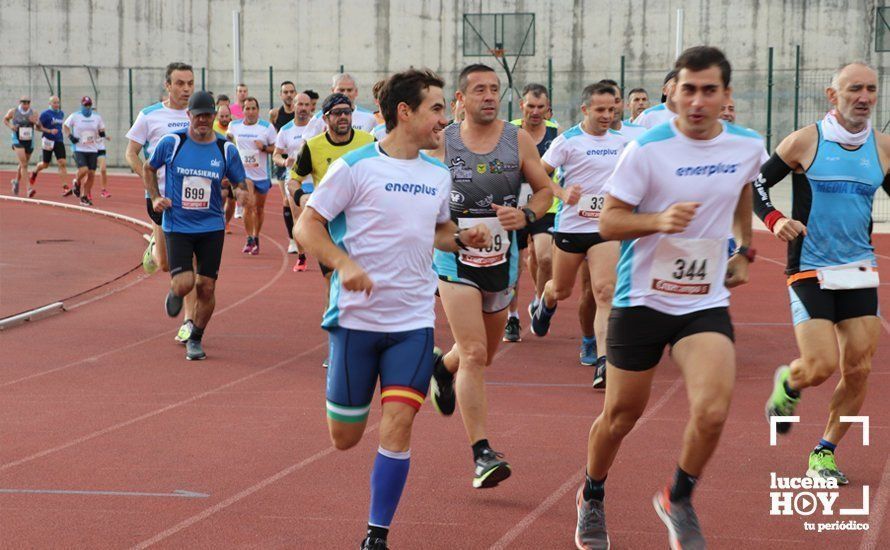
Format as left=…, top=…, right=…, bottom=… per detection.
left=522, top=207, right=537, bottom=226
left=734, top=245, right=756, bottom=262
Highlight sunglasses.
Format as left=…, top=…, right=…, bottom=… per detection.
left=327, top=109, right=352, bottom=118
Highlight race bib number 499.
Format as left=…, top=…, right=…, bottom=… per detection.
left=458, top=217, right=510, bottom=267
left=182, top=176, right=211, bottom=210
left=650, top=237, right=721, bottom=296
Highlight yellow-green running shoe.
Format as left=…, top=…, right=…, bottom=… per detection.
left=765, top=365, right=800, bottom=434
left=142, top=235, right=158, bottom=274
left=175, top=320, right=193, bottom=344
left=807, top=449, right=849, bottom=485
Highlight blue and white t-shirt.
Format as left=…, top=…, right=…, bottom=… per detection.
left=40, top=109, right=65, bottom=143
left=126, top=102, right=190, bottom=195
left=615, top=120, right=647, bottom=141
left=228, top=119, right=277, bottom=182
left=606, top=119, right=768, bottom=315
left=542, top=125, right=628, bottom=233
left=307, top=143, right=452, bottom=332
left=371, top=123, right=388, bottom=141
left=149, top=131, right=246, bottom=234
left=633, top=103, right=677, bottom=129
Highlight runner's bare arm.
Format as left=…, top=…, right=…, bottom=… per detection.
left=141, top=162, right=170, bottom=212
left=517, top=128, right=553, bottom=218
left=875, top=132, right=890, bottom=197
left=272, top=146, right=288, bottom=167
left=125, top=139, right=145, bottom=178
left=433, top=220, right=492, bottom=252
left=725, top=183, right=754, bottom=288
left=600, top=194, right=699, bottom=241
left=3, top=109, right=14, bottom=130
left=296, top=207, right=373, bottom=294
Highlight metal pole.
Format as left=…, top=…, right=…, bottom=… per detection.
left=547, top=57, right=553, bottom=102
left=269, top=66, right=274, bottom=109
left=339, top=64, right=344, bottom=74
left=620, top=55, right=625, bottom=97
left=232, top=10, right=242, bottom=88
left=675, top=9, right=684, bottom=59
left=56, top=71, right=61, bottom=100
left=201, top=67, right=206, bottom=91
left=766, top=46, right=774, bottom=152
left=793, top=45, right=800, bottom=131
left=128, top=68, right=134, bottom=125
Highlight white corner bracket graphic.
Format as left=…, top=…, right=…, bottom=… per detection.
left=769, top=416, right=800, bottom=446
left=841, top=485, right=870, bottom=516
left=840, top=415, right=869, bottom=446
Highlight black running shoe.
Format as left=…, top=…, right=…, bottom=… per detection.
left=165, top=289, right=183, bottom=318
left=473, top=447, right=512, bottom=489
left=360, top=537, right=388, bottom=550
left=592, top=356, right=607, bottom=390
left=429, top=347, right=456, bottom=416
left=186, top=339, right=206, bottom=361
left=72, top=179, right=81, bottom=197
left=503, top=316, right=521, bottom=342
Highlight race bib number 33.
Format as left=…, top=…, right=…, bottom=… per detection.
left=458, top=217, right=510, bottom=267
left=182, top=176, right=211, bottom=210
left=650, top=237, right=721, bottom=296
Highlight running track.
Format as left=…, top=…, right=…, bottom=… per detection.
left=1, top=172, right=888, bottom=549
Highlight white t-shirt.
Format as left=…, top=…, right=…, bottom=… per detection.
left=303, top=105, right=378, bottom=140
left=275, top=120, right=313, bottom=183
left=307, top=143, right=452, bottom=332
left=615, top=121, right=648, bottom=141
left=228, top=119, right=277, bottom=181
left=64, top=112, right=106, bottom=153
left=633, top=103, right=677, bottom=129
left=371, top=123, right=388, bottom=141
left=543, top=124, right=628, bottom=234
left=606, top=119, right=769, bottom=315
left=125, top=102, right=190, bottom=194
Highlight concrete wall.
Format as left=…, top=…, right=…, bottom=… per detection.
left=1, top=0, right=887, bottom=168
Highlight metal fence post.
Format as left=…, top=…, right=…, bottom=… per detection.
left=269, top=66, right=274, bottom=109
left=766, top=46, right=774, bottom=152
left=128, top=68, right=134, bottom=126
left=793, top=45, right=800, bottom=131
left=547, top=57, right=553, bottom=104
left=620, top=55, right=625, bottom=98
left=201, top=67, right=206, bottom=91
left=340, top=64, right=344, bottom=74
left=56, top=71, right=61, bottom=101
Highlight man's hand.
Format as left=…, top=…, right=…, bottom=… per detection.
left=725, top=253, right=750, bottom=288
left=253, top=140, right=266, bottom=150
left=491, top=203, right=526, bottom=231
left=461, top=224, right=492, bottom=249
left=235, top=187, right=254, bottom=208
left=656, top=202, right=700, bottom=234
left=285, top=156, right=295, bottom=168
left=50, top=128, right=58, bottom=135
left=561, top=184, right=582, bottom=206
left=772, top=217, right=807, bottom=242
left=338, top=258, right=374, bottom=295
left=152, top=196, right=172, bottom=213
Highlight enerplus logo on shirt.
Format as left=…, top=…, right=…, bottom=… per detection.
left=675, top=162, right=740, bottom=177
left=586, top=148, right=620, bottom=156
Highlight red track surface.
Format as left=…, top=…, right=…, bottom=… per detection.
left=1, top=172, right=888, bottom=549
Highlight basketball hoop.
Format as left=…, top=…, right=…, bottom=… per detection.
left=489, top=48, right=506, bottom=59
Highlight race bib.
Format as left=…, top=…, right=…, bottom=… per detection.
left=650, top=237, right=721, bottom=296
left=578, top=194, right=605, bottom=219
left=518, top=183, right=533, bottom=208
left=181, top=176, right=211, bottom=210
left=80, top=131, right=96, bottom=145
left=817, top=261, right=880, bottom=290
left=458, top=217, right=510, bottom=268
left=18, top=127, right=32, bottom=140
left=241, top=152, right=258, bottom=168
left=41, top=137, right=54, bottom=151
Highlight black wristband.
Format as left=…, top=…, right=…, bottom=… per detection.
left=454, top=231, right=468, bottom=250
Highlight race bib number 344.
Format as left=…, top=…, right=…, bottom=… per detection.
left=182, top=176, right=211, bottom=210
left=650, top=237, right=721, bottom=296
left=458, top=217, right=510, bottom=267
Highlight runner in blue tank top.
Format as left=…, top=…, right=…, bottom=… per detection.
left=754, top=62, right=889, bottom=486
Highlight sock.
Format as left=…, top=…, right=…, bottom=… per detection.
left=583, top=473, right=606, bottom=502
left=582, top=335, right=596, bottom=345
left=471, top=439, right=491, bottom=461
left=283, top=205, right=294, bottom=236
left=669, top=466, right=698, bottom=502
left=255, top=235, right=260, bottom=246
left=508, top=310, right=519, bottom=319
left=189, top=325, right=204, bottom=342
left=298, top=253, right=306, bottom=261
left=783, top=379, right=801, bottom=399
left=366, top=525, right=389, bottom=541
left=368, top=447, right=410, bottom=535
left=246, top=236, right=254, bottom=245
left=814, top=438, right=837, bottom=454
left=184, top=318, right=193, bottom=327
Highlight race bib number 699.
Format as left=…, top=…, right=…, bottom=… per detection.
left=182, top=176, right=211, bottom=210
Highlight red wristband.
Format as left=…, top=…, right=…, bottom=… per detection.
left=764, top=210, right=785, bottom=232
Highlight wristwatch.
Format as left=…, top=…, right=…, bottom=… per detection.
left=734, top=245, right=757, bottom=262
left=522, top=207, right=537, bottom=226
left=454, top=230, right=468, bottom=250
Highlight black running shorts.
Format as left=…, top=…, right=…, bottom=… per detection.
left=517, top=213, right=555, bottom=250
left=553, top=231, right=607, bottom=255
left=42, top=141, right=66, bottom=163
left=146, top=197, right=164, bottom=226
left=165, top=230, right=226, bottom=280
left=607, top=306, right=734, bottom=371
left=74, top=151, right=98, bottom=171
